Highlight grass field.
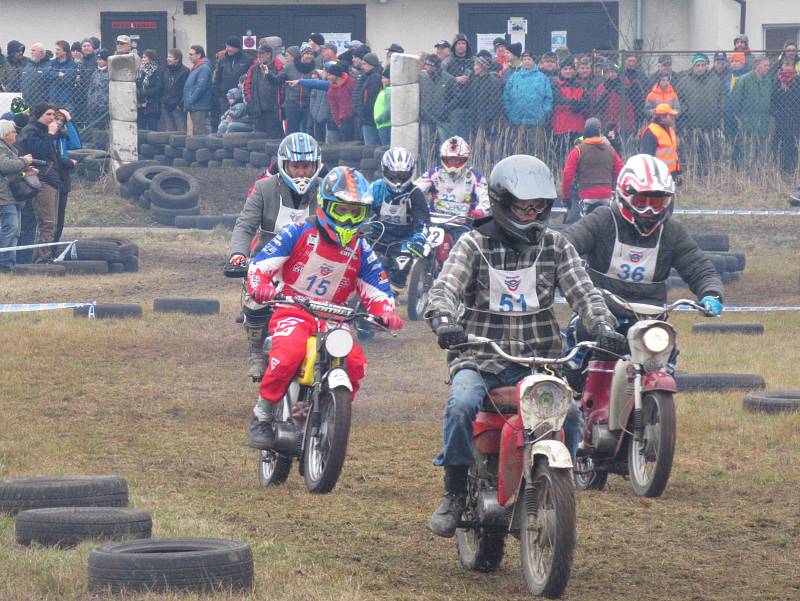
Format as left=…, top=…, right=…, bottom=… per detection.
left=1, top=198, right=799, bottom=600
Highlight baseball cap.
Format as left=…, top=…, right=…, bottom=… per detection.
left=713, top=51, right=727, bottom=62
left=654, top=103, right=678, bottom=116
left=658, top=54, right=672, bottom=65
left=116, top=35, right=131, bottom=45
left=434, top=40, right=451, bottom=49
left=493, top=37, right=507, bottom=48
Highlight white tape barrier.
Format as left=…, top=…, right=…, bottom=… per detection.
left=552, top=207, right=800, bottom=217
left=552, top=297, right=800, bottom=312
left=0, top=240, right=77, bottom=261
left=0, top=301, right=96, bottom=317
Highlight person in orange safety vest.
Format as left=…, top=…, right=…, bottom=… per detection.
left=641, top=103, right=681, bottom=182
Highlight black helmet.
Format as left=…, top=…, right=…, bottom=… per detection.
left=488, top=155, right=557, bottom=245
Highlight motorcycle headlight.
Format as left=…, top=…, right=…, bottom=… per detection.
left=642, top=326, right=671, bottom=353
left=324, top=328, right=353, bottom=358
left=523, top=381, right=569, bottom=421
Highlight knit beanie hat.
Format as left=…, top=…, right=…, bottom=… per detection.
left=584, top=117, right=602, bottom=138
left=225, top=35, right=242, bottom=49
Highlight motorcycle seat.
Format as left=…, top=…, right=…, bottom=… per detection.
left=481, top=386, right=518, bottom=414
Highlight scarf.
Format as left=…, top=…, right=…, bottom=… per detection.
left=138, top=61, right=158, bottom=88
left=778, top=68, right=797, bottom=90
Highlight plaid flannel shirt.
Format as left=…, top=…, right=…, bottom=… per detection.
left=427, top=228, right=616, bottom=377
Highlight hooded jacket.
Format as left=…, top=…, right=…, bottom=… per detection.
left=0, top=41, right=29, bottom=92
left=162, top=62, right=190, bottom=111
left=444, top=34, right=473, bottom=106
left=503, top=66, right=552, bottom=126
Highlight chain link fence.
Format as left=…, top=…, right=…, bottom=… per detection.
left=417, top=49, right=800, bottom=186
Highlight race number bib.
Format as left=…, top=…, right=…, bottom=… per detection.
left=488, top=266, right=541, bottom=314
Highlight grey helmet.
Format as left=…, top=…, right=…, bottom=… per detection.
left=488, top=154, right=557, bottom=245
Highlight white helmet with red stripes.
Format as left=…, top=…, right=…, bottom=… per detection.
left=615, top=154, right=675, bottom=236
left=439, top=136, right=471, bottom=177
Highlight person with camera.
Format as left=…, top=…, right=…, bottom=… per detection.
left=0, top=119, right=36, bottom=271
left=243, top=45, right=283, bottom=138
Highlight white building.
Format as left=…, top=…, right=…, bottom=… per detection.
left=1, top=1, right=797, bottom=63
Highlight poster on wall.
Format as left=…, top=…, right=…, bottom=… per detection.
left=476, top=33, right=505, bottom=55
left=551, top=30, right=568, bottom=52
left=321, top=32, right=352, bottom=54
left=507, top=17, right=528, bottom=35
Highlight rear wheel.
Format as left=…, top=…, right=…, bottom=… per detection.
left=455, top=464, right=505, bottom=572
left=573, top=456, right=608, bottom=491
left=628, top=391, right=676, bottom=498
left=520, top=463, right=576, bottom=598
left=303, top=387, right=352, bottom=494
left=258, top=451, right=292, bottom=487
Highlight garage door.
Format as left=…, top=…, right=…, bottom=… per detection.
left=459, top=2, right=619, bottom=56
left=205, top=4, right=366, bottom=59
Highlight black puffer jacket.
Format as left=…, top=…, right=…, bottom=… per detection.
left=562, top=205, right=723, bottom=307
left=444, top=33, right=474, bottom=106
left=213, top=50, right=250, bottom=97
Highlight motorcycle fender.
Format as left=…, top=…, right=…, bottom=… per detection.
left=326, top=367, right=352, bottom=391
left=528, top=440, right=573, bottom=470
left=642, top=371, right=677, bottom=393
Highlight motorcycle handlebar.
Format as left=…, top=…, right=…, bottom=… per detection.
left=223, top=262, right=248, bottom=278
left=460, top=335, right=596, bottom=366
left=267, top=295, right=390, bottom=330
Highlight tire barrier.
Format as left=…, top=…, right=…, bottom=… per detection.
left=691, top=323, right=764, bottom=335
left=0, top=476, right=128, bottom=514
left=87, top=538, right=254, bottom=594
left=675, top=372, right=766, bottom=392
left=13, top=264, right=66, bottom=277
left=743, top=391, right=800, bottom=414
left=153, top=297, right=221, bottom=315
left=16, top=507, right=152, bottom=548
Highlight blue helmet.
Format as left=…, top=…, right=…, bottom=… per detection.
left=316, top=167, right=372, bottom=247
left=277, top=132, right=322, bottom=195
left=381, top=147, right=415, bottom=193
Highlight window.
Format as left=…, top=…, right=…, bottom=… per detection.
left=764, top=25, right=800, bottom=53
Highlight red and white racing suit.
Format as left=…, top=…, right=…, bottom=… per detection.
left=415, top=166, right=489, bottom=218
left=247, top=219, right=395, bottom=402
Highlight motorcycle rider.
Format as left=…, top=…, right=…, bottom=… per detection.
left=561, top=154, right=724, bottom=459
left=424, top=154, right=625, bottom=538
left=245, top=166, right=405, bottom=449
left=366, top=147, right=430, bottom=294
left=415, top=136, right=489, bottom=226
left=229, top=132, right=323, bottom=380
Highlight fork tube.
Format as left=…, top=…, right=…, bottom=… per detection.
left=632, top=367, right=644, bottom=442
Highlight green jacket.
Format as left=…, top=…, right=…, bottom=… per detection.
left=673, top=70, right=724, bottom=131
left=731, top=71, right=774, bottom=135
left=374, top=86, right=391, bottom=130
left=0, top=139, right=28, bottom=206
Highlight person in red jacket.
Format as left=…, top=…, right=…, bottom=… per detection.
left=245, top=166, right=404, bottom=448
left=552, top=55, right=589, bottom=157
left=561, top=117, right=624, bottom=222
left=326, top=62, right=355, bottom=142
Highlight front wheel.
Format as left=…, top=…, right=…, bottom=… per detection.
left=406, top=258, right=431, bottom=321
left=520, top=464, right=576, bottom=599
left=258, top=451, right=292, bottom=487
left=303, top=386, right=352, bottom=494
left=628, top=391, right=676, bottom=498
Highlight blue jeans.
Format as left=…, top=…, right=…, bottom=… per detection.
left=434, top=364, right=531, bottom=467
left=362, top=125, right=381, bottom=146
left=0, top=203, right=22, bottom=270
left=377, top=126, right=391, bottom=146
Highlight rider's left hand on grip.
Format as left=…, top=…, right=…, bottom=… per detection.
left=252, top=283, right=278, bottom=305
left=700, top=296, right=723, bottom=317
left=378, top=312, right=404, bottom=331
left=436, top=323, right=467, bottom=350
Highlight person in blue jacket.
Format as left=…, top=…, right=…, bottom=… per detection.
left=45, top=41, right=77, bottom=114
left=503, top=50, right=553, bottom=127
left=52, top=108, right=80, bottom=242
left=183, top=45, right=213, bottom=135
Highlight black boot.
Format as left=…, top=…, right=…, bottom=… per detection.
left=246, top=398, right=275, bottom=449
left=429, top=465, right=469, bottom=538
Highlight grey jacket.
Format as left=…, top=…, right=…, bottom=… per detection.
left=0, top=139, right=28, bottom=206
left=230, top=174, right=319, bottom=257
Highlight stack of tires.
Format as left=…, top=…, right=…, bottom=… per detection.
left=0, top=476, right=253, bottom=593
left=116, top=162, right=200, bottom=226
left=669, top=233, right=745, bottom=288
left=67, top=237, right=140, bottom=274
left=68, top=149, right=111, bottom=183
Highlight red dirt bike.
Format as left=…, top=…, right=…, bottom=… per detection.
left=573, top=292, right=713, bottom=498
left=255, top=295, right=387, bottom=494
left=452, top=335, right=597, bottom=598
left=406, top=212, right=472, bottom=320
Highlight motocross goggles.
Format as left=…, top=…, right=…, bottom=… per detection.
left=327, top=201, right=368, bottom=224
left=510, top=198, right=551, bottom=217
left=629, top=192, right=672, bottom=214
left=442, top=156, right=468, bottom=169
left=384, top=169, right=413, bottom=186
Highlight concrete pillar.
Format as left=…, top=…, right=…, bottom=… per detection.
left=107, top=54, right=138, bottom=177
left=390, top=53, right=421, bottom=161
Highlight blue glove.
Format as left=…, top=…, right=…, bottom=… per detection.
left=700, top=296, right=723, bottom=317
left=407, top=233, right=426, bottom=257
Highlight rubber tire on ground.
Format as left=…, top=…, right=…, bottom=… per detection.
left=0, top=476, right=128, bottom=514
left=692, top=322, right=764, bottom=335
left=705, top=252, right=738, bottom=273
left=207, top=160, right=221, bottom=169
left=150, top=203, right=200, bottom=226
left=122, top=256, right=139, bottom=272
left=87, top=538, right=253, bottom=594
left=721, top=271, right=741, bottom=284
left=115, top=160, right=157, bottom=183
left=213, top=148, right=232, bottom=160
left=205, top=135, right=225, bottom=149
left=250, top=151, right=268, bottom=166
left=339, top=146, right=364, bottom=161
left=675, top=372, right=765, bottom=392
left=13, top=264, right=65, bottom=277
left=691, top=233, right=730, bottom=252
left=173, top=215, right=198, bottom=229
left=153, top=297, right=220, bottom=315
left=118, top=181, right=136, bottom=200
left=62, top=260, right=109, bottom=275
left=743, top=391, right=800, bottom=414
left=16, top=507, right=152, bottom=548
left=74, top=303, right=143, bottom=319
left=109, top=262, right=125, bottom=273
left=303, top=386, right=352, bottom=494
left=195, top=148, right=213, bottom=163
left=74, top=238, right=124, bottom=262
left=171, top=158, right=190, bottom=168
left=137, top=191, right=151, bottom=209
left=147, top=131, right=180, bottom=145
left=730, top=252, right=746, bottom=271
left=184, top=135, right=208, bottom=150
left=92, top=235, right=141, bottom=259
left=148, top=170, right=200, bottom=210
left=168, top=134, right=187, bottom=147
left=130, top=165, right=179, bottom=196
left=139, top=143, right=156, bottom=158
left=221, top=158, right=241, bottom=168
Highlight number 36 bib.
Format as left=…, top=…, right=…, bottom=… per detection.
left=606, top=218, right=662, bottom=284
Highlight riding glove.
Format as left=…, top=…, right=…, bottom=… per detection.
left=379, top=312, right=404, bottom=331
left=436, top=324, right=468, bottom=350
left=407, top=233, right=427, bottom=257
left=700, top=296, right=723, bottom=317
left=593, top=324, right=628, bottom=358
left=252, top=283, right=278, bottom=305
left=228, top=253, right=247, bottom=266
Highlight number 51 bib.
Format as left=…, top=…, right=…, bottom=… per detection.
left=488, top=265, right=541, bottom=314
